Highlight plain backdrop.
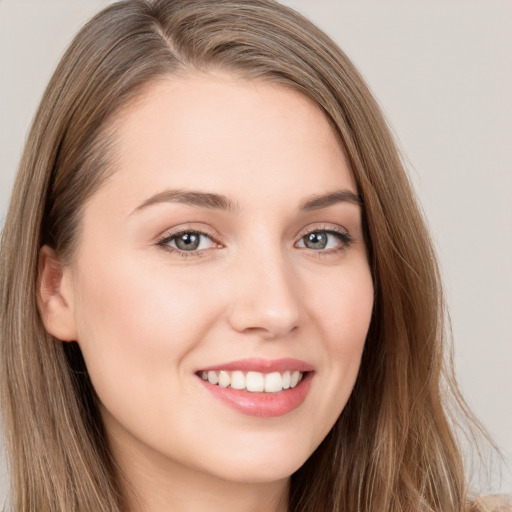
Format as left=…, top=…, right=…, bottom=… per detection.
left=1, top=0, right=511, bottom=501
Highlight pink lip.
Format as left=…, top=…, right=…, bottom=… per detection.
left=198, top=357, right=314, bottom=373
left=196, top=358, right=314, bottom=418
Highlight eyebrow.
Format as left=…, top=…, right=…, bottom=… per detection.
left=130, top=188, right=362, bottom=215
left=298, top=190, right=362, bottom=210
left=130, top=189, right=240, bottom=215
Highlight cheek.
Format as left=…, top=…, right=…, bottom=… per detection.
left=71, top=254, right=220, bottom=405
left=312, top=264, right=374, bottom=354
left=306, top=263, right=373, bottom=420
left=75, top=252, right=214, bottom=340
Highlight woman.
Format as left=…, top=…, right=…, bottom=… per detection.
left=0, top=0, right=503, bottom=511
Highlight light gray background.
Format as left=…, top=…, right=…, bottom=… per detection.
left=1, top=0, right=511, bottom=500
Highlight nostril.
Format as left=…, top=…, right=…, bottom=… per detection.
left=224, top=256, right=304, bottom=337
left=241, top=323, right=299, bottom=339
left=228, top=302, right=302, bottom=339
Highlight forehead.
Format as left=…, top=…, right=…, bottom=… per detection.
left=93, top=73, right=356, bottom=215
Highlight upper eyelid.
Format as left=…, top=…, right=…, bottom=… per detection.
left=157, top=224, right=352, bottom=252
left=297, top=223, right=351, bottom=239
left=158, top=223, right=350, bottom=239
left=157, top=226, right=221, bottom=245
left=296, top=227, right=353, bottom=246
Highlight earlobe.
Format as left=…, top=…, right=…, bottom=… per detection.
left=37, top=245, right=78, bottom=342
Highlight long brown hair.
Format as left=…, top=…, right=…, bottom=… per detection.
left=0, top=1, right=487, bottom=510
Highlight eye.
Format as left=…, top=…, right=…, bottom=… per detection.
left=296, top=229, right=352, bottom=252
left=158, top=231, right=217, bottom=253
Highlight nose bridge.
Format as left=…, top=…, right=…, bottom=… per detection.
left=227, top=234, right=302, bottom=338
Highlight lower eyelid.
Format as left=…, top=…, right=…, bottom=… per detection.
left=157, top=227, right=353, bottom=256
left=161, top=246, right=208, bottom=258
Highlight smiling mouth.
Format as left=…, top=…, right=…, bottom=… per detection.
left=196, top=360, right=314, bottom=417
left=198, top=370, right=305, bottom=393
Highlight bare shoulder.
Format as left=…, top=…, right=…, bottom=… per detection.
left=467, top=495, right=512, bottom=512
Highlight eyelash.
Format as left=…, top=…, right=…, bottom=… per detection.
left=157, top=228, right=220, bottom=258
left=297, top=227, right=354, bottom=257
left=157, top=226, right=354, bottom=259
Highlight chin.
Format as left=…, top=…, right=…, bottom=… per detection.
left=198, top=441, right=315, bottom=484
left=213, top=462, right=301, bottom=485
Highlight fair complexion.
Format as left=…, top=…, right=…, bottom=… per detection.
left=38, top=74, right=374, bottom=512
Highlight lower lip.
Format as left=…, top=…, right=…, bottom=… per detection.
left=198, top=372, right=313, bottom=417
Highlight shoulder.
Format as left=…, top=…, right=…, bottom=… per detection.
left=467, top=495, right=512, bottom=512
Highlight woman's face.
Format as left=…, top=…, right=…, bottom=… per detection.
left=56, top=74, right=374, bottom=485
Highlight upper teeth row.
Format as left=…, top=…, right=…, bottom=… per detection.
left=200, top=370, right=303, bottom=393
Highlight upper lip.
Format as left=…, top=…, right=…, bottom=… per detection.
left=197, top=357, right=314, bottom=373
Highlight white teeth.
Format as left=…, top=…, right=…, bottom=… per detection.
left=218, top=370, right=230, bottom=388
left=246, top=371, right=265, bottom=392
left=230, top=371, right=246, bottom=390
left=264, top=372, right=282, bottom=392
left=282, top=371, right=291, bottom=389
left=199, top=369, right=305, bottom=392
left=290, top=371, right=301, bottom=388
left=207, top=370, right=218, bottom=385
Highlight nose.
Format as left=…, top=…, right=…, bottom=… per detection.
left=226, top=247, right=303, bottom=339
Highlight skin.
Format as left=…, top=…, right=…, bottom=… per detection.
left=38, top=74, right=374, bottom=512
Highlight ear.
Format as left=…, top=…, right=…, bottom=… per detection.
left=36, top=245, right=78, bottom=342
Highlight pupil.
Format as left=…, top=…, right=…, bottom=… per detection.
left=176, top=233, right=200, bottom=250
left=305, top=232, right=327, bottom=250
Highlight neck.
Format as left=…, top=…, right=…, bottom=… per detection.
left=110, top=431, right=289, bottom=512
left=126, top=471, right=288, bottom=512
